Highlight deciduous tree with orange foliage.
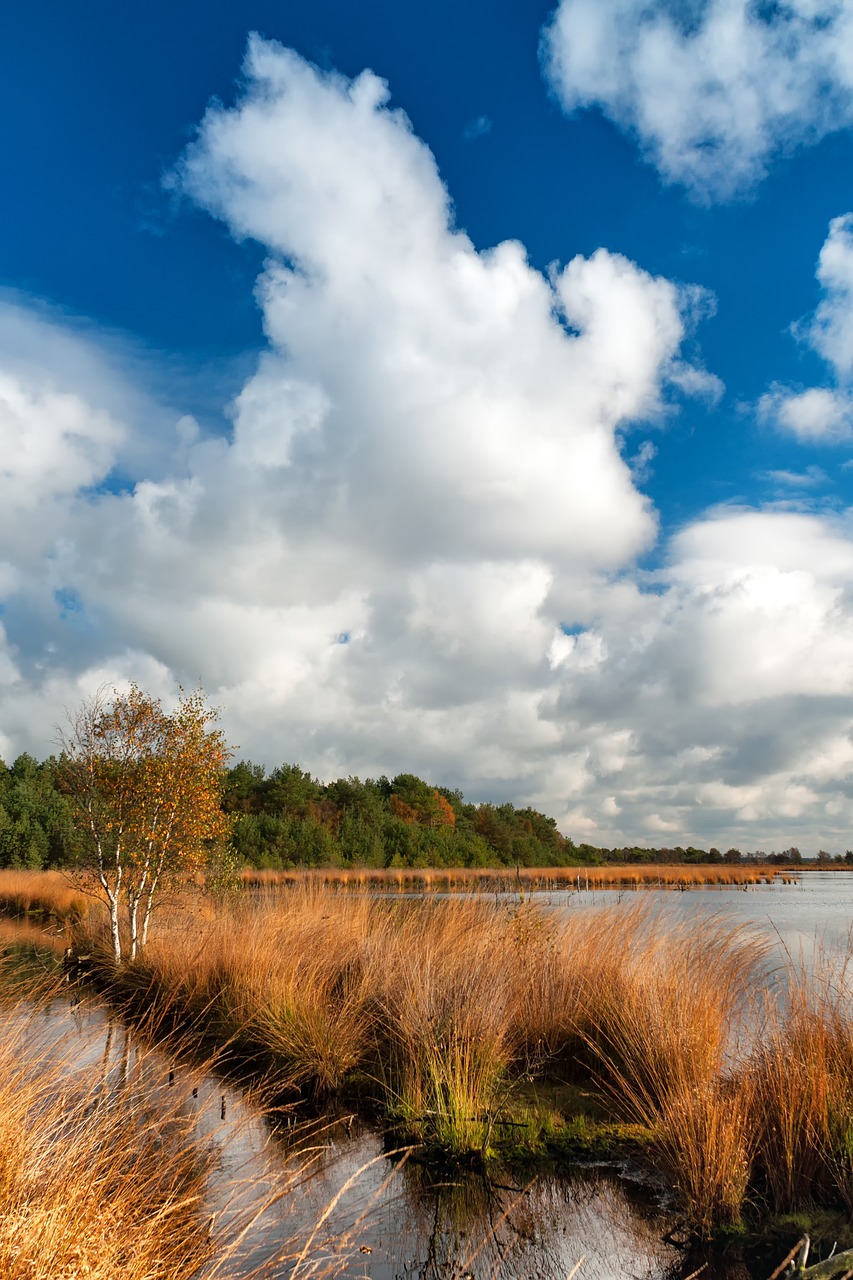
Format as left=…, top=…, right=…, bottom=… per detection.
left=60, top=685, right=232, bottom=962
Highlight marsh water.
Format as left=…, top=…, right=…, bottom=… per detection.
left=7, top=870, right=853, bottom=1280
left=549, top=869, right=853, bottom=963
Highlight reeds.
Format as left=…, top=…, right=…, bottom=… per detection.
left=238, top=863, right=782, bottom=891
left=574, top=914, right=764, bottom=1236
left=124, top=889, right=522, bottom=1152
left=376, top=898, right=519, bottom=1151
left=3, top=871, right=851, bottom=1239
left=79, top=889, right=770, bottom=1191
left=749, top=943, right=853, bottom=1216
left=0, top=868, right=96, bottom=922
left=130, top=887, right=381, bottom=1096
left=0, top=964, right=378, bottom=1280
left=0, top=987, right=229, bottom=1280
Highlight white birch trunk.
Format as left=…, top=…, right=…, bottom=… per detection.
left=139, top=878, right=159, bottom=952
left=106, top=883, right=122, bottom=963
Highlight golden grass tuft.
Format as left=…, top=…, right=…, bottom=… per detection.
left=0, top=963, right=375, bottom=1280
left=133, top=886, right=381, bottom=1096
left=0, top=990, right=221, bottom=1280
left=0, top=868, right=97, bottom=923
left=376, top=898, right=519, bottom=1151
left=750, top=942, right=853, bottom=1215
left=567, top=913, right=765, bottom=1237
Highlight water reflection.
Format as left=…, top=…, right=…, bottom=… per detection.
left=241, top=1126, right=688, bottom=1280
left=0, top=972, right=700, bottom=1280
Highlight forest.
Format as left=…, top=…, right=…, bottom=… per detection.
left=0, top=752, right=833, bottom=871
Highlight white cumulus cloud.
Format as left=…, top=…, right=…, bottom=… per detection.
left=542, top=0, right=853, bottom=201
left=807, top=211, right=853, bottom=377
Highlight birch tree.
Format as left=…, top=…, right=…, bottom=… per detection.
left=60, top=685, right=231, bottom=962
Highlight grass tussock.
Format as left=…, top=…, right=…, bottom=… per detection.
left=134, top=888, right=382, bottom=1096
left=0, top=868, right=97, bottom=923
left=0, top=993, right=227, bottom=1280
left=573, top=915, right=764, bottom=1236
left=750, top=948, right=853, bottom=1216
left=376, top=898, right=519, bottom=1151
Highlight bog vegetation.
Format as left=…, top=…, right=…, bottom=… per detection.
left=0, top=959, right=357, bottom=1280
left=4, top=870, right=853, bottom=1243
left=3, top=686, right=853, bottom=1250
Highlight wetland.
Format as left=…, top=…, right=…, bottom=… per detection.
left=2, top=869, right=853, bottom=1279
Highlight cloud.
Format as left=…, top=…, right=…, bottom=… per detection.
left=626, top=438, right=657, bottom=484
left=169, top=35, right=706, bottom=578
left=760, top=385, right=852, bottom=442
left=6, top=38, right=853, bottom=852
left=463, top=114, right=492, bottom=141
left=759, top=215, right=853, bottom=442
left=762, top=464, right=828, bottom=489
left=542, top=0, right=853, bottom=201
left=543, top=508, right=853, bottom=845
left=805, top=212, right=853, bottom=377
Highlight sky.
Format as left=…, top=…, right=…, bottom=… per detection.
left=2, top=1, right=853, bottom=852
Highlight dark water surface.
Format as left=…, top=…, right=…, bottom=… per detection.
left=7, top=874, right=853, bottom=1280
left=8, top=986, right=687, bottom=1280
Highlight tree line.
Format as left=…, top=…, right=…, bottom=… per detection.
left=0, top=751, right=578, bottom=871
left=222, top=762, right=576, bottom=869
left=3, top=748, right=834, bottom=873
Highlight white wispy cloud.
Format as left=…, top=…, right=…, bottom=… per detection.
left=542, top=0, right=853, bottom=201
left=626, top=438, right=657, bottom=484
left=762, top=465, right=828, bottom=489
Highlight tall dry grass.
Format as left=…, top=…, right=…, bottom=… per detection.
left=122, top=889, right=523, bottom=1151
left=374, top=897, right=520, bottom=1151
left=87, top=888, right=771, bottom=1187
left=128, top=887, right=382, bottom=1096
left=571, top=915, right=765, bottom=1236
left=0, top=1034, right=214, bottom=1280
left=239, top=864, right=783, bottom=891
left=6, top=871, right=853, bottom=1239
left=0, top=990, right=224, bottom=1279
left=0, top=965, right=377, bottom=1280
left=750, top=943, right=853, bottom=1216
left=0, top=868, right=98, bottom=923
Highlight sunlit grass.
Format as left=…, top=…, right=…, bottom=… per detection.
left=238, top=863, right=784, bottom=891
left=750, top=940, right=853, bottom=1215
left=2, top=870, right=852, bottom=1239
left=0, top=868, right=96, bottom=922
left=0, top=957, right=392, bottom=1280
left=574, top=915, right=764, bottom=1236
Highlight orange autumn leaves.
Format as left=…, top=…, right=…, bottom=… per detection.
left=61, top=685, right=231, bottom=960
left=96, top=686, right=230, bottom=863
left=389, top=790, right=455, bottom=828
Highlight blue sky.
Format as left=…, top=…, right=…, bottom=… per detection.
left=2, top=0, right=853, bottom=851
